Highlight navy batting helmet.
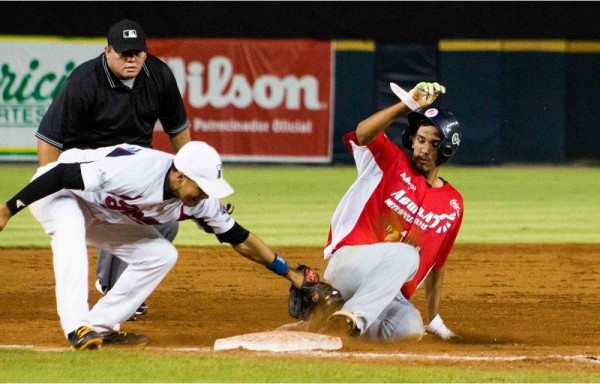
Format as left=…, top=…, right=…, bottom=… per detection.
left=402, top=107, right=462, bottom=164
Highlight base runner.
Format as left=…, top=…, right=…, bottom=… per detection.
left=309, top=82, right=464, bottom=341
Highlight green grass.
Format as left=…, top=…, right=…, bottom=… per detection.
left=1, top=164, right=599, bottom=381
left=0, top=349, right=597, bottom=383
left=1, top=164, right=599, bottom=247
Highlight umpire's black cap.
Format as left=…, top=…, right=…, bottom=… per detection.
left=107, top=19, right=148, bottom=54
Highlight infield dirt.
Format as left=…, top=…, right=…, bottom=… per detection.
left=1, top=244, right=598, bottom=373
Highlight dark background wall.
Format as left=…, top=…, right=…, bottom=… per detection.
left=3, top=2, right=599, bottom=41
left=3, top=2, right=600, bottom=164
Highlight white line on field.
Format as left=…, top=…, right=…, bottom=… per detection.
left=2, top=344, right=598, bottom=365
left=287, top=350, right=600, bottom=365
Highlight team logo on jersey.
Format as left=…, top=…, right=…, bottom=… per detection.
left=450, top=199, right=461, bottom=212
left=400, top=172, right=416, bottom=191
left=102, top=196, right=160, bottom=225
left=385, top=189, right=459, bottom=233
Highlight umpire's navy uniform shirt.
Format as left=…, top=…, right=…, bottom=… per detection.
left=36, top=53, right=189, bottom=150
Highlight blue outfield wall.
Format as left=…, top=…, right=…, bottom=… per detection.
left=333, top=41, right=377, bottom=164
left=439, top=50, right=502, bottom=165
left=500, top=51, right=566, bottom=164
left=566, top=52, right=600, bottom=162
left=376, top=43, right=438, bottom=154
left=333, top=40, right=600, bottom=165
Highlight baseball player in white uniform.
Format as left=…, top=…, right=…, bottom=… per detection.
left=0, top=141, right=335, bottom=350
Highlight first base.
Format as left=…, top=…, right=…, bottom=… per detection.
left=213, top=331, right=342, bottom=352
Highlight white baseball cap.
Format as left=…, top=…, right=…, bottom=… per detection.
left=173, top=141, right=234, bottom=199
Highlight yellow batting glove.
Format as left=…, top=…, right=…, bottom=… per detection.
left=410, top=82, right=446, bottom=108
left=389, top=81, right=446, bottom=111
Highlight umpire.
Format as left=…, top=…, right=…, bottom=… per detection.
left=35, top=18, right=191, bottom=320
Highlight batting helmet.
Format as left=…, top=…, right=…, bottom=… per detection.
left=402, top=107, right=462, bottom=164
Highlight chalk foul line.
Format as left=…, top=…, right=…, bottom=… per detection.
left=1, top=344, right=598, bottom=365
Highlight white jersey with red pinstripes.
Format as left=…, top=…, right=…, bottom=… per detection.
left=324, top=131, right=463, bottom=299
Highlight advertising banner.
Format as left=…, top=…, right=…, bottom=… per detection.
left=149, top=38, right=334, bottom=163
left=0, top=37, right=105, bottom=161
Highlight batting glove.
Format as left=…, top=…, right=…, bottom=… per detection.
left=424, top=314, right=456, bottom=340
left=390, top=82, right=446, bottom=111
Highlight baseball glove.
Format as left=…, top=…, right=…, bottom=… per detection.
left=288, top=265, right=344, bottom=321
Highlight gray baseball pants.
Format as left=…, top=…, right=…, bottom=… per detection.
left=324, top=242, right=424, bottom=341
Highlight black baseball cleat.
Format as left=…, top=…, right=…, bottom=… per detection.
left=68, top=325, right=103, bottom=351
left=102, top=330, right=149, bottom=347
left=324, top=311, right=361, bottom=337
left=136, top=302, right=149, bottom=316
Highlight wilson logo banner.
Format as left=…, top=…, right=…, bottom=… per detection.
left=149, top=38, right=334, bottom=163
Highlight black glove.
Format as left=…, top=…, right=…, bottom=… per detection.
left=288, top=265, right=344, bottom=321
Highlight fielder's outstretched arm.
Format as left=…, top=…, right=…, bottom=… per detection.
left=0, top=163, right=84, bottom=231
left=231, top=232, right=305, bottom=289
left=228, top=230, right=341, bottom=313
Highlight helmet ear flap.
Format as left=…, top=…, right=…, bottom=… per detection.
left=401, top=126, right=415, bottom=150
left=438, top=141, right=455, bottom=163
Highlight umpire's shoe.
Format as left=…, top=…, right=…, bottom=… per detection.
left=102, top=330, right=149, bottom=347
left=95, top=280, right=149, bottom=322
left=68, top=326, right=103, bottom=351
left=324, top=311, right=361, bottom=337
left=127, top=302, right=149, bottom=322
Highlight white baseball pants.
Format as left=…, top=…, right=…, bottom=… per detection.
left=29, top=189, right=177, bottom=337
left=324, top=242, right=422, bottom=341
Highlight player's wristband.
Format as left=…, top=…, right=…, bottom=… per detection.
left=266, top=253, right=290, bottom=276
left=390, top=82, right=420, bottom=111
left=427, top=314, right=444, bottom=331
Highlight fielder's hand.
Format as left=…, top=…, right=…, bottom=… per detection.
left=424, top=314, right=456, bottom=340
left=390, top=81, right=446, bottom=111
left=289, top=265, right=344, bottom=321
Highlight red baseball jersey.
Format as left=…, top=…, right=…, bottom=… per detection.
left=324, top=131, right=463, bottom=299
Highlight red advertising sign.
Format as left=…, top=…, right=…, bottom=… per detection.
left=148, top=38, right=334, bottom=162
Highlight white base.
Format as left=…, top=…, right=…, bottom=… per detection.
left=213, top=331, right=342, bottom=352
